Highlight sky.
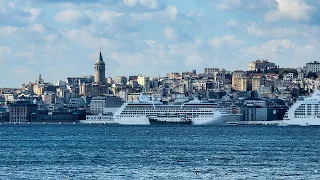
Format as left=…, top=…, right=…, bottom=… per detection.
left=1, top=0, right=320, bottom=87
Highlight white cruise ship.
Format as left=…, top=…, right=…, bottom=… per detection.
left=282, top=90, right=320, bottom=126
left=113, top=93, right=228, bottom=125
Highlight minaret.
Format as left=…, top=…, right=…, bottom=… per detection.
left=37, top=72, right=43, bottom=84
left=94, top=49, right=106, bottom=84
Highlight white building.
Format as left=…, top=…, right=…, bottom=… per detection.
left=248, top=60, right=278, bottom=72
left=305, top=61, right=320, bottom=73
left=90, top=95, right=124, bottom=115
left=137, top=75, right=150, bottom=86
left=283, top=73, right=294, bottom=81
left=69, top=98, right=85, bottom=108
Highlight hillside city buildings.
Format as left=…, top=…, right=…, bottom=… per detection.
left=0, top=54, right=319, bottom=124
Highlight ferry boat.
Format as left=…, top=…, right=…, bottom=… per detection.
left=282, top=90, right=320, bottom=126
left=113, top=93, right=228, bottom=125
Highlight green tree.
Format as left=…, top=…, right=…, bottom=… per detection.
left=307, top=72, right=318, bottom=79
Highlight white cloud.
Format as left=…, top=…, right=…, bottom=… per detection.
left=169, top=37, right=204, bottom=56
left=55, top=10, right=92, bottom=25
left=163, top=26, right=177, bottom=40
left=226, top=20, right=237, bottom=26
left=243, top=39, right=296, bottom=59
left=214, top=0, right=241, bottom=10
left=129, top=5, right=178, bottom=23
left=97, top=10, right=125, bottom=23
left=109, top=42, right=174, bottom=76
left=185, top=54, right=205, bottom=68
left=265, top=0, right=315, bottom=22
left=139, top=0, right=159, bottom=9
left=13, top=66, right=29, bottom=76
left=29, top=24, right=45, bottom=33
left=0, top=0, right=5, bottom=13
left=0, top=26, right=18, bottom=36
left=44, top=34, right=58, bottom=43
left=62, top=29, right=115, bottom=50
left=165, top=6, right=177, bottom=20
left=123, top=0, right=137, bottom=7
left=245, top=22, right=301, bottom=38
left=208, top=35, right=242, bottom=49
left=28, top=8, right=41, bottom=22
left=144, top=40, right=157, bottom=46
left=123, top=0, right=158, bottom=9
left=0, top=46, right=12, bottom=63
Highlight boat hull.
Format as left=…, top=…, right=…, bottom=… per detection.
left=113, top=116, right=150, bottom=125
left=282, top=118, right=320, bottom=126
left=149, top=118, right=192, bottom=125
left=191, top=113, right=228, bottom=125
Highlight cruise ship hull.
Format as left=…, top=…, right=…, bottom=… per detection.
left=281, top=90, right=320, bottom=126
left=79, top=120, right=116, bottom=124
left=191, top=112, right=228, bottom=125
left=83, top=114, right=150, bottom=125
left=113, top=116, right=150, bottom=125
left=282, top=118, right=320, bottom=126
left=149, top=118, right=192, bottom=125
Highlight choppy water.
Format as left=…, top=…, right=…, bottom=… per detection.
left=0, top=124, right=320, bottom=179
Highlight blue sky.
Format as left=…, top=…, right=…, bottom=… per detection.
left=1, top=0, right=320, bottom=87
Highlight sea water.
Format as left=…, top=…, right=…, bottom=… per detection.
left=0, top=124, right=320, bottom=179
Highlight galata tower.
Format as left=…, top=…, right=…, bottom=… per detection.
left=94, top=50, right=106, bottom=84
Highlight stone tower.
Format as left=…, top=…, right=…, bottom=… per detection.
left=94, top=50, right=106, bottom=84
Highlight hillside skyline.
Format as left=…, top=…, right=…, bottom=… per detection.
left=1, top=0, right=320, bottom=87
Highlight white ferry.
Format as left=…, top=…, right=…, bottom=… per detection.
left=282, top=90, right=320, bottom=126
left=113, top=93, right=228, bottom=125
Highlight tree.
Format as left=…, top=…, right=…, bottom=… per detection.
left=307, top=72, right=318, bottom=79
left=278, top=68, right=298, bottom=79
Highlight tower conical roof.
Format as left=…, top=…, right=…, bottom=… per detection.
left=95, top=50, right=105, bottom=64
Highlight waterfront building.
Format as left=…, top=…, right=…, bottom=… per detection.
left=90, top=95, right=124, bottom=115
left=0, top=96, right=6, bottom=107
left=47, top=103, right=64, bottom=112
left=243, top=97, right=266, bottom=107
left=69, top=98, right=85, bottom=109
left=241, top=107, right=267, bottom=121
left=8, top=100, right=37, bottom=123
left=0, top=107, right=9, bottom=122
